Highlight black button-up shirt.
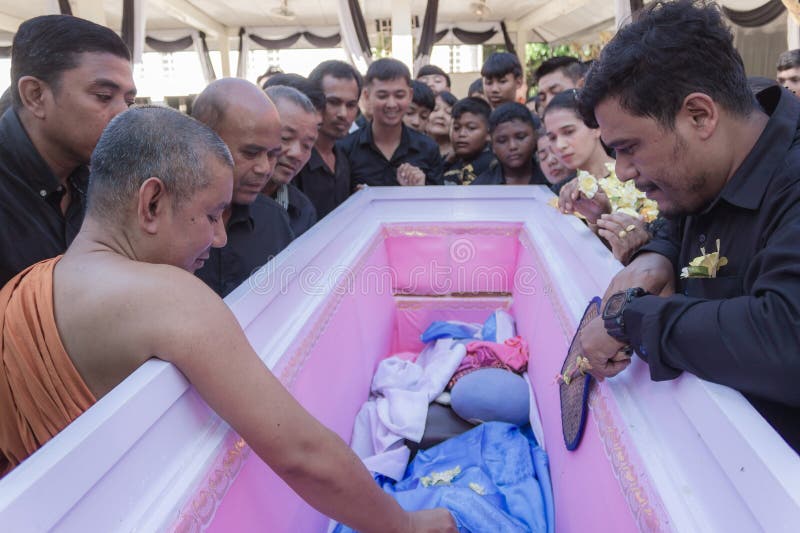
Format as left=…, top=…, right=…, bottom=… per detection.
left=338, top=123, right=443, bottom=186
left=470, top=157, right=548, bottom=186
left=0, top=109, right=88, bottom=288
left=624, top=86, right=800, bottom=450
left=295, top=145, right=351, bottom=219
left=443, top=147, right=495, bottom=185
left=195, top=196, right=294, bottom=297
left=284, top=184, right=317, bottom=238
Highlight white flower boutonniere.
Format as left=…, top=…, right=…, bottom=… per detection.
left=680, top=239, right=728, bottom=279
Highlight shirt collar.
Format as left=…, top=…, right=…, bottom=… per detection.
left=227, top=202, right=255, bottom=231
left=716, top=86, right=800, bottom=211
left=358, top=122, right=417, bottom=156
left=1, top=108, right=65, bottom=197
left=306, top=146, right=327, bottom=171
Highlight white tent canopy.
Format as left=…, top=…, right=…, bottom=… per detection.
left=0, top=0, right=794, bottom=78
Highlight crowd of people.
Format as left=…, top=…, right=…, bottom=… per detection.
left=0, top=0, right=799, bottom=529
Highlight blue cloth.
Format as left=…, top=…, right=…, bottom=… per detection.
left=335, top=423, right=553, bottom=533
left=420, top=321, right=481, bottom=343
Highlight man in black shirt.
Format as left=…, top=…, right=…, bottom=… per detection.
left=576, top=0, right=800, bottom=451
left=338, top=58, right=443, bottom=187
left=263, top=86, right=319, bottom=238
left=0, top=15, right=135, bottom=287
left=192, top=79, right=294, bottom=297
left=294, top=61, right=361, bottom=219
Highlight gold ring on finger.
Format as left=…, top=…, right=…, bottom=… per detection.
left=618, top=230, right=627, bottom=238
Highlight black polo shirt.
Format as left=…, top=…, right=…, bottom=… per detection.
left=442, top=147, right=496, bottom=185
left=0, top=109, right=88, bottom=288
left=195, top=195, right=294, bottom=297
left=294, top=146, right=351, bottom=219
left=337, top=122, right=443, bottom=186
left=623, top=86, right=800, bottom=451
left=470, top=157, right=548, bottom=186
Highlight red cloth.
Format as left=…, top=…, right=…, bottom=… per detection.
left=448, top=336, right=529, bottom=389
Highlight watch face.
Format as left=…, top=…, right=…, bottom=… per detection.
left=604, top=292, right=626, bottom=318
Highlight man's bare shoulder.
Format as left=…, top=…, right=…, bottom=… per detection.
left=54, top=252, right=233, bottom=397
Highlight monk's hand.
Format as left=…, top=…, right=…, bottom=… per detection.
left=577, top=316, right=631, bottom=381
left=596, top=212, right=650, bottom=265
left=405, top=509, right=457, bottom=533
left=602, top=252, right=675, bottom=306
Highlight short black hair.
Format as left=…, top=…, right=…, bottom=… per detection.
left=468, top=78, right=484, bottom=96
left=411, top=80, right=435, bottom=111
left=534, top=56, right=585, bottom=84
left=543, top=88, right=582, bottom=120
left=263, top=73, right=325, bottom=112
left=11, top=15, right=131, bottom=109
left=452, top=97, right=491, bottom=125
left=416, top=64, right=451, bottom=87
left=580, top=0, right=755, bottom=129
left=0, top=87, right=12, bottom=116
left=489, top=102, right=536, bottom=134
left=481, top=52, right=522, bottom=80
left=365, top=58, right=411, bottom=86
left=437, top=90, right=458, bottom=108
left=777, top=49, right=800, bottom=72
left=308, top=59, right=363, bottom=94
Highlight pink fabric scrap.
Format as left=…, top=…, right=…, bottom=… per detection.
left=447, top=336, right=529, bottom=389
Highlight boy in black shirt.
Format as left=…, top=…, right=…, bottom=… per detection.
left=482, top=52, right=523, bottom=110
left=403, top=81, right=435, bottom=133
left=443, top=97, right=494, bottom=185
left=472, top=103, right=547, bottom=186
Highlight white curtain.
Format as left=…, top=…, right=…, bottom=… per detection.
left=131, top=0, right=146, bottom=64
left=193, top=31, right=214, bottom=85
left=336, top=0, right=370, bottom=73
left=237, top=29, right=250, bottom=78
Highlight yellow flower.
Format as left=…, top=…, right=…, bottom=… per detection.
left=468, top=482, right=487, bottom=495
left=549, top=165, right=661, bottom=222
left=577, top=170, right=599, bottom=199
left=420, top=465, right=462, bottom=487
left=680, top=239, right=728, bottom=278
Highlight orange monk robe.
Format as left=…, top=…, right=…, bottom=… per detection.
left=0, top=257, right=96, bottom=476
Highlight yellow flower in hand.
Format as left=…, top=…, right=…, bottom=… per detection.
left=577, top=171, right=599, bottom=199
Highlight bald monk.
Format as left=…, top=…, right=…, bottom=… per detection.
left=0, top=106, right=456, bottom=533
left=192, top=79, right=295, bottom=297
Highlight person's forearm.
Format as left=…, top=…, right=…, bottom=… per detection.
left=624, top=293, right=800, bottom=405
left=265, top=423, right=410, bottom=533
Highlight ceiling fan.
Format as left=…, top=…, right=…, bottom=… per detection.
left=269, top=0, right=296, bottom=21
left=470, top=0, right=491, bottom=19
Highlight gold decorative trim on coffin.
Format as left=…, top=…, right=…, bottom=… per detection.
left=518, top=229, right=671, bottom=532
left=275, top=230, right=384, bottom=388
left=382, top=222, right=522, bottom=239
left=170, top=435, right=251, bottom=533
left=169, top=231, right=386, bottom=533
left=394, top=296, right=512, bottom=311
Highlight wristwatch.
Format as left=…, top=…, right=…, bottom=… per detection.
left=602, top=287, right=649, bottom=343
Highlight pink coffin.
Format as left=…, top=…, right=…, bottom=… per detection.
left=0, top=186, right=798, bottom=532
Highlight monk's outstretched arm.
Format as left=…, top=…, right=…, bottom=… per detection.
left=148, top=277, right=453, bottom=533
